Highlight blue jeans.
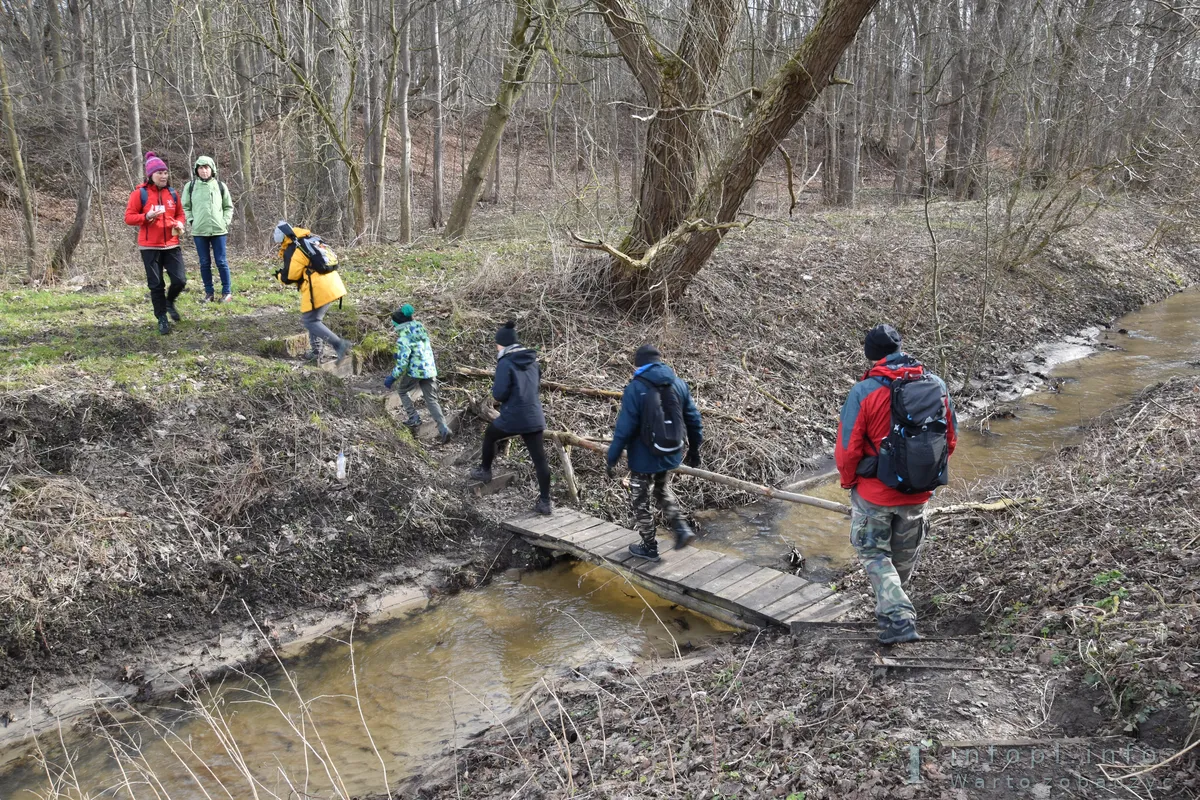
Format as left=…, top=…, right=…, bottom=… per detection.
left=194, top=234, right=231, bottom=296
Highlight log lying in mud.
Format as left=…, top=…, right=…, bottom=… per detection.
left=928, top=497, right=1035, bottom=518
left=547, top=431, right=852, bottom=516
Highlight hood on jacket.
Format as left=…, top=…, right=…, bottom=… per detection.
left=633, top=361, right=679, bottom=387
left=501, top=346, right=539, bottom=370
left=193, top=155, right=218, bottom=178
left=394, top=319, right=430, bottom=341
left=864, top=352, right=924, bottom=382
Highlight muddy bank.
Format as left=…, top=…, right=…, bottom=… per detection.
left=0, top=368, right=553, bottom=756
left=390, top=377, right=1200, bottom=799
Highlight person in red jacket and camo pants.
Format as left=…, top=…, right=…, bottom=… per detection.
left=125, top=152, right=187, bottom=335
left=835, top=324, right=957, bottom=644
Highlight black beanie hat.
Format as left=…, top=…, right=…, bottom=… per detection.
left=391, top=303, right=415, bottom=325
left=495, top=320, right=518, bottom=346
left=864, top=324, right=902, bottom=362
left=634, top=344, right=662, bottom=367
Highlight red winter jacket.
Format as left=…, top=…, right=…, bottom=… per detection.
left=125, top=184, right=184, bottom=248
left=835, top=353, right=957, bottom=506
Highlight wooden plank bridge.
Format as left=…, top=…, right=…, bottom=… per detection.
left=504, top=509, right=857, bottom=631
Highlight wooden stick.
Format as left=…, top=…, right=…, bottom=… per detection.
left=453, top=366, right=748, bottom=424
left=549, top=431, right=852, bottom=517
left=928, top=497, right=1034, bottom=518
left=551, top=437, right=580, bottom=505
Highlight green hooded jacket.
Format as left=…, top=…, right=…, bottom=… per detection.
left=182, top=156, right=233, bottom=237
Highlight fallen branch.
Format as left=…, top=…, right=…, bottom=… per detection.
left=548, top=431, right=851, bottom=516
left=928, top=497, right=1037, bottom=518
left=454, top=366, right=747, bottom=424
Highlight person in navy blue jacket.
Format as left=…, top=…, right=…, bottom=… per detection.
left=607, top=345, right=704, bottom=561
left=469, top=321, right=553, bottom=514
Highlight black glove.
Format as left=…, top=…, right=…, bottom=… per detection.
left=684, top=447, right=701, bottom=468
left=606, top=462, right=617, bottom=480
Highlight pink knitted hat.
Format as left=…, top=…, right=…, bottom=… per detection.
left=144, top=151, right=168, bottom=178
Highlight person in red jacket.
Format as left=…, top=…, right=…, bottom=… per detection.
left=125, top=152, right=187, bottom=335
left=835, top=324, right=957, bottom=644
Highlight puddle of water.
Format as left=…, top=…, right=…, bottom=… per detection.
left=698, top=288, right=1200, bottom=575
left=1, top=561, right=730, bottom=799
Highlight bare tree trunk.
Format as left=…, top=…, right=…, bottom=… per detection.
left=396, top=0, right=413, bottom=242
left=0, top=39, right=37, bottom=278
left=444, top=0, right=546, bottom=240
left=314, top=0, right=354, bottom=237
left=235, top=43, right=257, bottom=244
left=596, top=0, right=740, bottom=259
left=485, top=137, right=501, bottom=203
left=606, top=0, right=880, bottom=307
left=46, top=0, right=68, bottom=105
left=511, top=119, right=522, bottom=214
left=49, top=0, right=93, bottom=281
left=429, top=0, right=445, bottom=228
left=123, top=0, right=142, bottom=185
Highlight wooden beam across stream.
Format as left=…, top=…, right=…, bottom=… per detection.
left=504, top=509, right=857, bottom=631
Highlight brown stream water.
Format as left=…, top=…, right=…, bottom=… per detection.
left=4, top=289, right=1200, bottom=799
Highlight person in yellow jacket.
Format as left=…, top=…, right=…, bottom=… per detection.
left=273, top=220, right=353, bottom=364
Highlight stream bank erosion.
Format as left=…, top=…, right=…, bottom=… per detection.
left=397, top=377, right=1200, bottom=799
left=0, top=202, right=1197, bottom=772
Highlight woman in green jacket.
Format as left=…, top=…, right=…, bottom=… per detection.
left=182, top=155, right=235, bottom=302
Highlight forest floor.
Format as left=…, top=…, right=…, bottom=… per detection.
left=1, top=197, right=1199, bottom=793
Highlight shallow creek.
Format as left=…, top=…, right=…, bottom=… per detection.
left=4, top=289, right=1200, bottom=798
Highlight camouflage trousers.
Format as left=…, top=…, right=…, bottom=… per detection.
left=629, top=471, right=685, bottom=549
left=849, top=490, right=928, bottom=624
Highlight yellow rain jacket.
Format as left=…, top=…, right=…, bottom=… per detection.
left=277, top=227, right=347, bottom=312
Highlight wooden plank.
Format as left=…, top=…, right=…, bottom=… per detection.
left=787, top=595, right=859, bottom=626
left=576, top=526, right=639, bottom=554
left=735, top=574, right=812, bottom=613
left=504, top=511, right=584, bottom=536
left=550, top=515, right=608, bottom=540
left=682, top=556, right=744, bottom=589
left=560, top=519, right=621, bottom=545
left=702, top=562, right=764, bottom=595
left=592, top=532, right=647, bottom=560
left=758, top=583, right=833, bottom=622
left=713, top=569, right=780, bottom=603
left=653, top=549, right=723, bottom=583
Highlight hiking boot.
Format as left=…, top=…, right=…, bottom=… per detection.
left=878, top=618, right=922, bottom=645
left=404, top=415, right=422, bottom=430
left=673, top=523, right=696, bottom=550
left=438, top=430, right=452, bottom=445
left=157, top=316, right=171, bottom=335
left=335, top=339, right=353, bottom=366
left=533, top=498, right=553, bottom=516
left=166, top=302, right=181, bottom=322
left=468, top=467, right=492, bottom=483
left=221, top=293, right=233, bottom=303
left=628, top=542, right=660, bottom=562
left=202, top=294, right=215, bottom=303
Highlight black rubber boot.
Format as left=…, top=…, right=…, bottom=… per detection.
left=672, top=522, right=696, bottom=550
left=628, top=542, right=660, bottom=562
left=533, top=498, right=553, bottom=516
left=166, top=302, right=181, bottom=322
left=878, top=618, right=922, bottom=645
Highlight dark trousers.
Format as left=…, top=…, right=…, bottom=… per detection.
left=629, top=471, right=685, bottom=549
left=141, top=248, right=187, bottom=319
left=480, top=422, right=551, bottom=502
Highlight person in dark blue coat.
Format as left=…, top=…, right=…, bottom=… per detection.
left=607, top=345, right=703, bottom=560
left=469, top=321, right=553, bottom=514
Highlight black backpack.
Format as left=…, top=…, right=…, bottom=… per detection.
left=635, top=376, right=685, bottom=454
left=872, top=373, right=950, bottom=493
left=139, top=186, right=179, bottom=209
